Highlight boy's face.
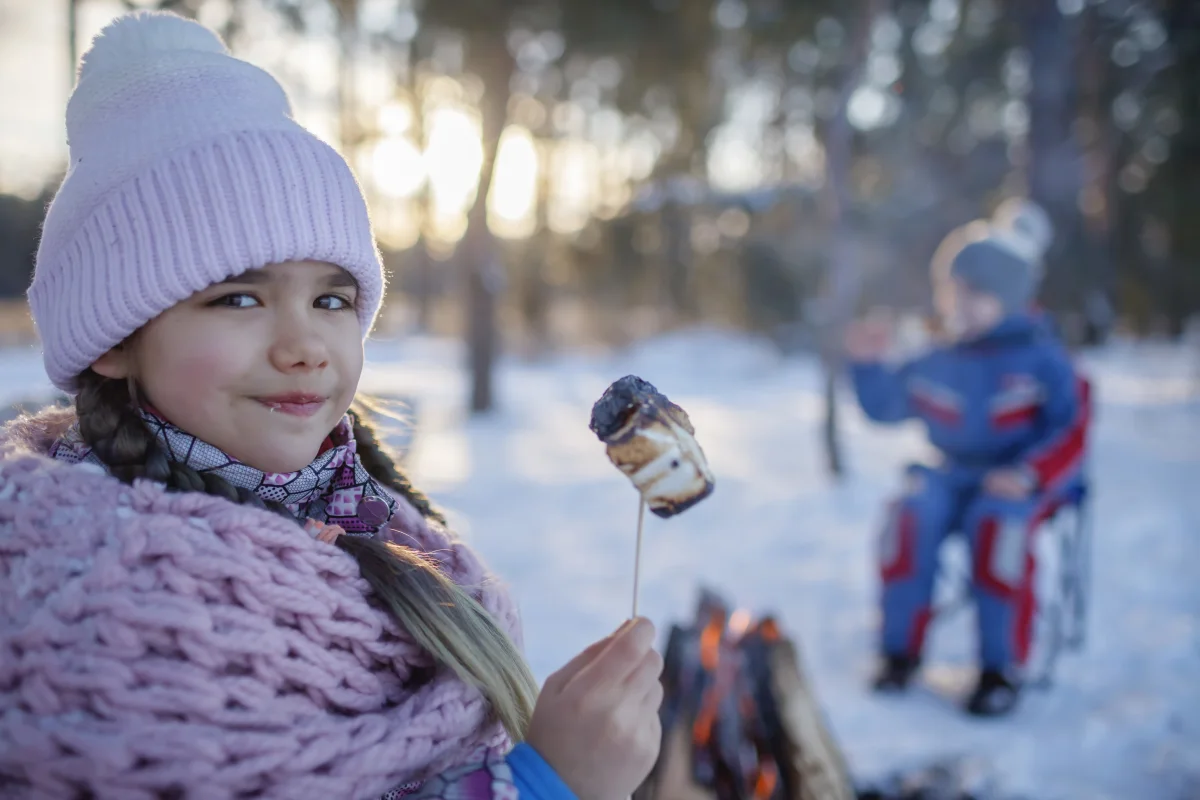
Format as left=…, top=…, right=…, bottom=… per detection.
left=935, top=275, right=1004, bottom=342
left=91, top=260, right=365, bottom=474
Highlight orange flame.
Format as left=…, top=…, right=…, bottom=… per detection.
left=689, top=608, right=785, bottom=797
left=699, top=611, right=724, bottom=671
left=753, top=762, right=779, bottom=798
left=758, top=617, right=781, bottom=643
left=729, top=608, right=753, bottom=639
left=693, top=702, right=716, bottom=746
left=693, top=611, right=726, bottom=746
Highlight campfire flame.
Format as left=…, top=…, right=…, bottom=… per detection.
left=692, top=610, right=726, bottom=746
left=729, top=608, right=752, bottom=639
left=686, top=605, right=791, bottom=798
left=693, top=702, right=717, bottom=747
left=758, top=617, right=781, bottom=642
left=754, top=762, right=779, bottom=798
left=699, top=609, right=724, bottom=671
left=691, top=608, right=760, bottom=746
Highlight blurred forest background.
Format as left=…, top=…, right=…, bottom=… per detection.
left=1, top=0, right=1197, bottom=416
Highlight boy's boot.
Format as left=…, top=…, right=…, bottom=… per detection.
left=965, top=668, right=1021, bottom=716
left=872, top=654, right=920, bottom=693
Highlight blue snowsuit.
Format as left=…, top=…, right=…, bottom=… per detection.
left=850, top=314, right=1087, bottom=671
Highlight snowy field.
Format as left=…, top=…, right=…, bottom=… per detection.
left=2, top=330, right=1198, bottom=799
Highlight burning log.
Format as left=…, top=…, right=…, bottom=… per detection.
left=637, top=589, right=1019, bottom=800
left=634, top=590, right=855, bottom=800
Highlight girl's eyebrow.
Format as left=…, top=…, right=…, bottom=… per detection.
left=211, top=269, right=357, bottom=288
left=215, top=270, right=270, bottom=285
left=324, top=272, right=358, bottom=289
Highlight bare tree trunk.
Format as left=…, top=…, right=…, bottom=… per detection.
left=68, top=0, right=78, bottom=89
left=412, top=63, right=435, bottom=334
left=1078, top=8, right=1117, bottom=345
left=1021, top=1, right=1090, bottom=340
left=463, top=34, right=514, bottom=413
left=413, top=242, right=434, bottom=333
left=817, top=0, right=883, bottom=478
left=662, top=198, right=692, bottom=318
left=524, top=140, right=554, bottom=355
left=334, top=0, right=359, bottom=156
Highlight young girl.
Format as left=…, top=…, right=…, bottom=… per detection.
left=0, top=12, right=662, bottom=799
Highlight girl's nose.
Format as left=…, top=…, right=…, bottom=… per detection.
left=268, top=317, right=330, bottom=373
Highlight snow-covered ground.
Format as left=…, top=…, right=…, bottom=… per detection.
left=2, top=331, right=1197, bottom=799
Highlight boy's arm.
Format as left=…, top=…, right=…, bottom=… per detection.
left=1014, top=345, right=1088, bottom=493
left=849, top=358, right=918, bottom=424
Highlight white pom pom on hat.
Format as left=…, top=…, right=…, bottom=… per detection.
left=992, top=197, right=1054, bottom=260
left=78, top=11, right=228, bottom=80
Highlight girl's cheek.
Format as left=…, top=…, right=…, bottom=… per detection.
left=143, top=337, right=243, bottom=397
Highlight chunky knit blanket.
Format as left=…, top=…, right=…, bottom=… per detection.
left=0, top=409, right=521, bottom=799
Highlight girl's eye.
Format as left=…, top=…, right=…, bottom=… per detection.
left=316, top=294, right=354, bottom=311
left=209, top=293, right=260, bottom=309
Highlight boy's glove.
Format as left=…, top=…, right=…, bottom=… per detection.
left=844, top=317, right=893, bottom=361
left=983, top=467, right=1038, bottom=501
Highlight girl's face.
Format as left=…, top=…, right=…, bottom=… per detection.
left=934, top=275, right=1003, bottom=342
left=92, top=260, right=365, bottom=473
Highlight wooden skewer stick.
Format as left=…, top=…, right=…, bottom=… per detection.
left=632, top=498, right=646, bottom=618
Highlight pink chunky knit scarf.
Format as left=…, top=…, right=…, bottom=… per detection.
left=0, top=408, right=517, bottom=798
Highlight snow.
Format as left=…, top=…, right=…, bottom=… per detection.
left=3, top=330, right=1198, bottom=799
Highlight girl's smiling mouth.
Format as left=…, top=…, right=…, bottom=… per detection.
left=254, top=393, right=327, bottom=417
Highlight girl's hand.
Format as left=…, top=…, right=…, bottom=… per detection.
left=526, top=618, right=664, bottom=800
left=844, top=317, right=893, bottom=361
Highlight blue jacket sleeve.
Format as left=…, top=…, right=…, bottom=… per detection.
left=1015, top=342, right=1086, bottom=491
left=507, top=743, right=577, bottom=800
left=849, top=359, right=916, bottom=423
left=406, top=744, right=576, bottom=799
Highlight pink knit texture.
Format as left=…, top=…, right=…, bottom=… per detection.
left=28, top=12, right=384, bottom=392
left=0, top=410, right=518, bottom=799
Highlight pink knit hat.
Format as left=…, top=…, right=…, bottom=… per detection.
left=28, top=12, right=385, bottom=392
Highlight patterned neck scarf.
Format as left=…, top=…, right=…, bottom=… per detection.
left=51, top=408, right=397, bottom=536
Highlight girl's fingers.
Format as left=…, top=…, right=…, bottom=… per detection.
left=625, top=646, right=664, bottom=691
left=553, top=618, right=648, bottom=689
left=640, top=674, right=665, bottom=711
left=574, top=618, right=656, bottom=689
